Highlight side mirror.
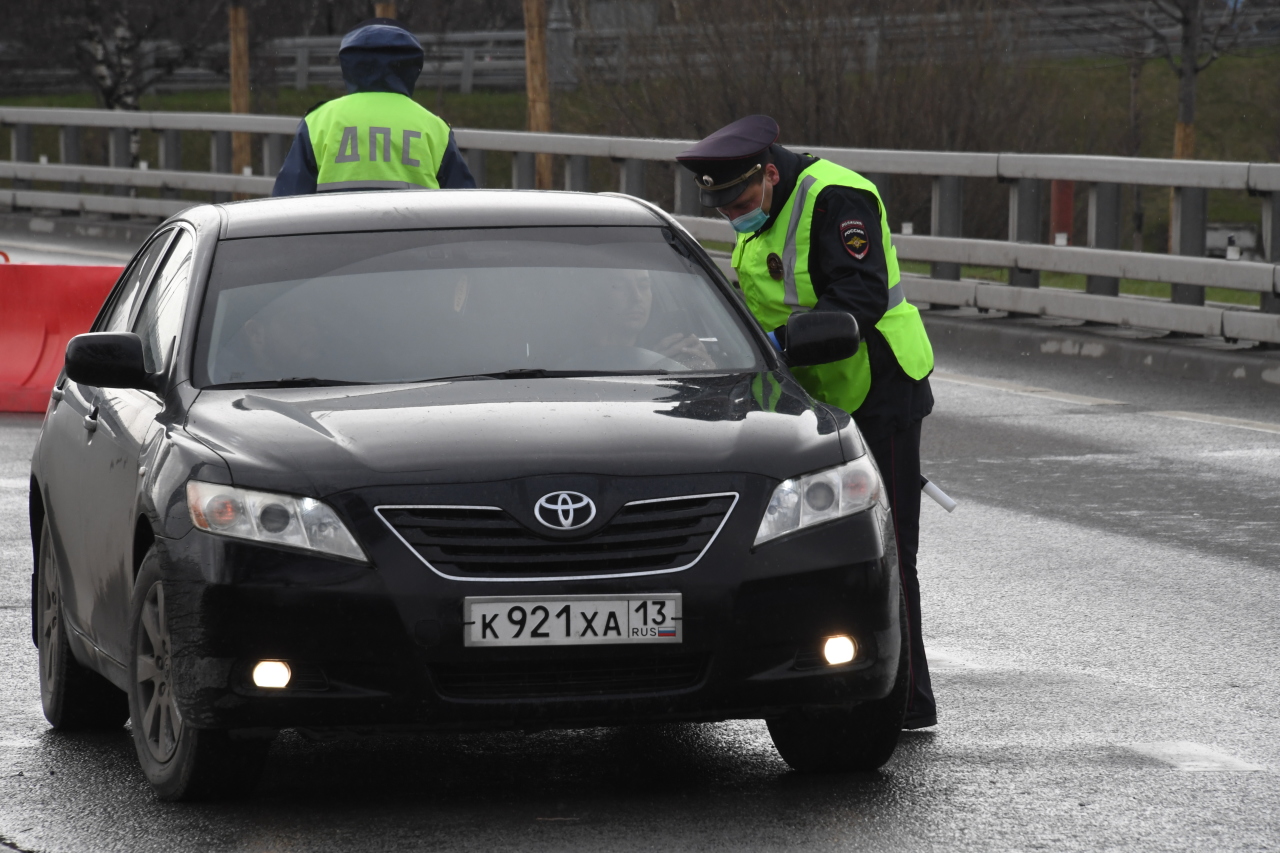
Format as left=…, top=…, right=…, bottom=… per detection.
left=64, top=333, right=156, bottom=391
left=784, top=311, right=860, bottom=367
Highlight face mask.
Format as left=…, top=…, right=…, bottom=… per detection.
left=728, top=205, right=768, bottom=234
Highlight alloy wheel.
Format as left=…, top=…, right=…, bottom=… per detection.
left=134, top=581, right=183, bottom=762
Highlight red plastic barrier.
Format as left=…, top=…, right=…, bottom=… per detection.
left=1, top=265, right=124, bottom=412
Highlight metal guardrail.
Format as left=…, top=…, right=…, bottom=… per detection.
left=3, top=109, right=1279, bottom=191
left=0, top=161, right=274, bottom=194
left=689, top=222, right=1277, bottom=343
left=677, top=217, right=1280, bottom=294
left=0, top=106, right=299, bottom=134
left=2, top=106, right=1279, bottom=345
left=896, top=275, right=1278, bottom=343
left=1, top=188, right=189, bottom=219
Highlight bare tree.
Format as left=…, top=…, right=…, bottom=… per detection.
left=1160, top=0, right=1240, bottom=159
left=1127, top=53, right=1148, bottom=249
left=1037, top=1, right=1264, bottom=160
left=1053, top=2, right=1158, bottom=247
left=1031, top=0, right=1279, bottom=252
left=11, top=0, right=223, bottom=116
left=571, top=0, right=1059, bottom=239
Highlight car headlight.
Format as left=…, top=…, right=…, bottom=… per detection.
left=186, top=480, right=366, bottom=562
left=754, top=456, right=884, bottom=545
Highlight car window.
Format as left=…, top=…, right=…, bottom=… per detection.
left=99, top=230, right=173, bottom=333
left=132, top=229, right=195, bottom=375
left=193, top=227, right=764, bottom=387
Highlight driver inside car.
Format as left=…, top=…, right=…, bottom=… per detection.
left=218, top=294, right=376, bottom=383
left=583, top=270, right=716, bottom=371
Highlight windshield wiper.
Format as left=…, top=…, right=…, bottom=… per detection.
left=211, top=377, right=373, bottom=389
left=413, top=368, right=674, bottom=383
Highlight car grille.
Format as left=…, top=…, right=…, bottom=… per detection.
left=378, top=493, right=737, bottom=578
left=430, top=655, right=707, bottom=699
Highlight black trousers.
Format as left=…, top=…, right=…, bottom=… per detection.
left=862, top=419, right=935, bottom=717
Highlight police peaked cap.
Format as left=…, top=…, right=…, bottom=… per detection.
left=676, top=115, right=780, bottom=207
left=340, top=18, right=424, bottom=57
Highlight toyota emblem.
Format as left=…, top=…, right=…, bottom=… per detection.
left=534, top=491, right=597, bottom=530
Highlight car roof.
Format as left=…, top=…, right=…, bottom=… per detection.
left=205, top=190, right=666, bottom=240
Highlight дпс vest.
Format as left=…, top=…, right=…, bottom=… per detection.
left=305, top=92, right=453, bottom=192
left=732, top=159, right=934, bottom=414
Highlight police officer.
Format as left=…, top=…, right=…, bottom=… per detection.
left=677, top=116, right=938, bottom=730
left=273, top=18, right=475, bottom=196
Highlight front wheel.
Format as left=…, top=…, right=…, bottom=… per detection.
left=36, top=518, right=129, bottom=730
left=127, top=550, right=272, bottom=801
left=767, top=593, right=909, bottom=772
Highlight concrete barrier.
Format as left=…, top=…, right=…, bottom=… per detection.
left=0, top=264, right=122, bottom=412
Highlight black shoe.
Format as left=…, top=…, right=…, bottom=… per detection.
left=902, top=710, right=937, bottom=730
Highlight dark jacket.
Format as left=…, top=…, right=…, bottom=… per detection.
left=272, top=21, right=474, bottom=197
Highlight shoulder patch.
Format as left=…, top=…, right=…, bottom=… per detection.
left=840, top=219, right=871, bottom=260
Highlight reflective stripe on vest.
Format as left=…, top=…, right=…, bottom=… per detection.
left=732, top=159, right=934, bottom=414
left=783, top=175, right=818, bottom=309
left=305, top=92, right=452, bottom=191
left=318, top=180, right=427, bottom=192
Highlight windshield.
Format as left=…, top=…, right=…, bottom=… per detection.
left=193, top=227, right=763, bottom=388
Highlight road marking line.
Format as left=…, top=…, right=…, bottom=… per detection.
left=1127, top=742, right=1266, bottom=771
left=931, top=371, right=1123, bottom=406
left=0, top=477, right=28, bottom=490
left=1149, top=410, right=1280, bottom=435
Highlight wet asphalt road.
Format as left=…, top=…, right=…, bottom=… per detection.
left=2, top=331, right=1279, bottom=851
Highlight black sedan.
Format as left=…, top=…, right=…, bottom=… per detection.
left=28, top=189, right=906, bottom=800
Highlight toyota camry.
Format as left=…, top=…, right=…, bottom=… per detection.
left=28, top=189, right=906, bottom=800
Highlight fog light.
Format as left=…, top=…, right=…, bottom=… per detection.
left=823, top=636, right=856, bottom=665
left=252, top=660, right=291, bottom=689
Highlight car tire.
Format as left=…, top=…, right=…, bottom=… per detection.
left=36, top=517, right=130, bottom=731
left=767, top=591, right=909, bottom=773
left=127, top=548, right=272, bottom=801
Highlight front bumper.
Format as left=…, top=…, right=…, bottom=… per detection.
left=164, top=477, right=900, bottom=732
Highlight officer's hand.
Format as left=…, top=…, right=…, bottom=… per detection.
left=657, top=333, right=716, bottom=370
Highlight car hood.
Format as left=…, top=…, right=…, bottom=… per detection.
left=184, top=373, right=851, bottom=497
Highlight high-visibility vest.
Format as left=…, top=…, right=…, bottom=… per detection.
left=732, top=159, right=934, bottom=414
left=304, top=92, right=453, bottom=191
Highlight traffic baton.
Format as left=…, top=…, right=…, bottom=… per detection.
left=920, top=476, right=957, bottom=513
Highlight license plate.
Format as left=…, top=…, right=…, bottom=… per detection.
left=463, top=594, right=682, bottom=647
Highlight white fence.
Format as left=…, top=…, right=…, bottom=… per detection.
left=2, top=105, right=1279, bottom=344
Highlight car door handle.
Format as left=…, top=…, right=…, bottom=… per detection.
left=83, top=406, right=99, bottom=433
left=51, top=387, right=63, bottom=402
